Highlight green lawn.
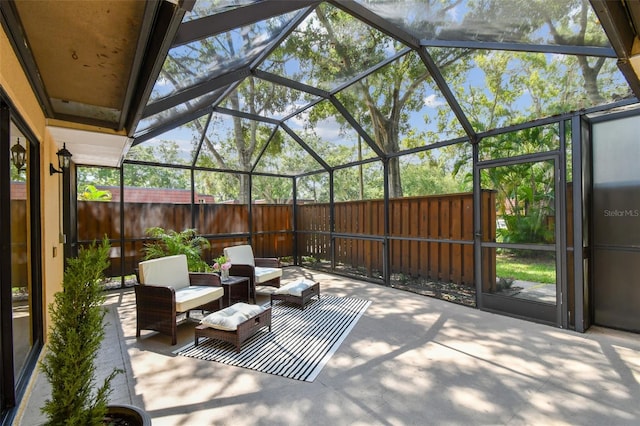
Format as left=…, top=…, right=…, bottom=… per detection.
left=496, top=252, right=556, bottom=284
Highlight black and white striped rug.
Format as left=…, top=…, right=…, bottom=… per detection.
left=175, top=296, right=370, bottom=382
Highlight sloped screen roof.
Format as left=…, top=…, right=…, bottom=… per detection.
left=131, top=0, right=633, bottom=176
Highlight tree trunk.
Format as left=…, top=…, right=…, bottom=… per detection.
left=377, top=117, right=403, bottom=199
left=238, top=174, right=250, bottom=204
left=388, top=157, right=403, bottom=198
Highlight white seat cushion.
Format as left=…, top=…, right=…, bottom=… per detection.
left=255, top=266, right=282, bottom=284
left=255, top=286, right=279, bottom=295
left=138, top=254, right=190, bottom=290
left=200, top=303, right=266, bottom=331
left=174, top=286, right=223, bottom=313
left=274, top=279, right=316, bottom=296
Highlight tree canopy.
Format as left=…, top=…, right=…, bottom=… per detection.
left=76, top=0, right=630, bottom=206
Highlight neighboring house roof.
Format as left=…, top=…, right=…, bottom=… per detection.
left=88, top=186, right=216, bottom=204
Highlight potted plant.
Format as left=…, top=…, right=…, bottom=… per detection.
left=142, top=227, right=211, bottom=272
left=212, top=254, right=232, bottom=281
left=39, top=238, right=151, bottom=425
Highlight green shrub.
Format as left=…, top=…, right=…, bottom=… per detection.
left=40, top=238, right=121, bottom=425
left=142, top=227, right=211, bottom=272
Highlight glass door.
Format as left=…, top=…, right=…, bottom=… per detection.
left=478, top=156, right=561, bottom=325
left=10, top=124, right=31, bottom=381
left=1, top=108, right=43, bottom=419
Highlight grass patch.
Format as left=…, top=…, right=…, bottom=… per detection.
left=496, top=252, right=555, bottom=284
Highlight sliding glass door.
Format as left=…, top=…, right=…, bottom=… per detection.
left=1, top=102, right=43, bottom=421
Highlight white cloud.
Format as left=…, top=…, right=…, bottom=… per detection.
left=447, top=5, right=460, bottom=22
left=424, top=94, right=445, bottom=108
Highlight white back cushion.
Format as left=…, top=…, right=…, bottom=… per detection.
left=138, top=254, right=190, bottom=290
left=224, top=245, right=255, bottom=266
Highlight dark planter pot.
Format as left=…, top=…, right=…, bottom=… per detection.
left=105, top=404, right=152, bottom=425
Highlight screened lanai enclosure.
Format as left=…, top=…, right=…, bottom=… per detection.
left=61, top=0, right=640, bottom=332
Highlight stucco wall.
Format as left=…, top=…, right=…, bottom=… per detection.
left=1, top=28, right=64, bottom=338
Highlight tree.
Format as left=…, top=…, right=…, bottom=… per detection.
left=118, top=0, right=629, bottom=204
left=486, top=160, right=556, bottom=245
left=252, top=175, right=292, bottom=204
left=158, top=11, right=298, bottom=203
left=401, top=149, right=470, bottom=197
left=76, top=166, right=119, bottom=188
left=77, top=144, right=191, bottom=194
left=124, top=142, right=191, bottom=189
left=265, top=3, right=476, bottom=199
left=78, top=184, right=112, bottom=201
left=297, top=172, right=331, bottom=203
left=439, top=0, right=630, bottom=244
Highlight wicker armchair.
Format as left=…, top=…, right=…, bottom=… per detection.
left=135, top=255, right=224, bottom=345
left=224, top=245, right=282, bottom=302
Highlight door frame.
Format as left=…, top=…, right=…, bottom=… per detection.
left=0, top=93, right=44, bottom=424
left=474, top=151, right=566, bottom=326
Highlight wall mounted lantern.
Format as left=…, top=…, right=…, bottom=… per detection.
left=11, top=137, right=27, bottom=171
left=49, top=143, right=72, bottom=175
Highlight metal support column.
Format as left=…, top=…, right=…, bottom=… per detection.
left=472, top=141, right=483, bottom=309
left=382, top=159, right=390, bottom=286
left=572, top=115, right=587, bottom=332
left=292, top=177, right=298, bottom=265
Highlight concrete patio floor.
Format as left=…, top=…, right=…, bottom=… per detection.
left=17, top=267, right=640, bottom=425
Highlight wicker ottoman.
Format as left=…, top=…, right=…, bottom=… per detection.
left=195, top=303, right=271, bottom=352
left=270, top=279, right=320, bottom=310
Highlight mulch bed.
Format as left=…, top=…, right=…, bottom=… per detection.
left=390, top=276, right=477, bottom=307
left=101, top=267, right=479, bottom=307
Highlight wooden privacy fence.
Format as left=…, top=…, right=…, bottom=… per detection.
left=77, top=202, right=294, bottom=276
left=78, top=191, right=495, bottom=286
left=296, top=191, right=495, bottom=286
